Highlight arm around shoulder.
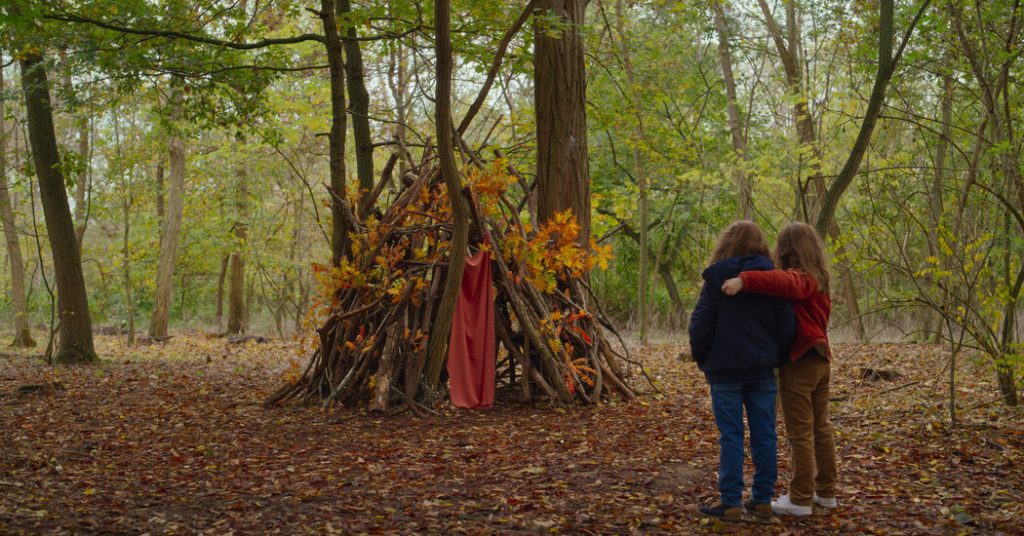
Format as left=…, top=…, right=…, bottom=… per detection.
left=739, top=270, right=819, bottom=300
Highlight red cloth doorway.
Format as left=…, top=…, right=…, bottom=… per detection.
left=447, top=249, right=495, bottom=409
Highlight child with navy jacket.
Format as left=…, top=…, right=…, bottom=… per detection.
left=689, top=221, right=795, bottom=521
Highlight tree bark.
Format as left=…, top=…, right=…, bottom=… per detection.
left=422, top=0, right=471, bottom=394
left=337, top=0, right=375, bottom=208
left=148, top=84, right=186, bottom=339
left=73, top=115, right=89, bottom=248
left=19, top=51, right=96, bottom=363
left=155, top=161, right=165, bottom=223
left=320, top=0, right=350, bottom=266
left=534, top=0, right=592, bottom=246
left=227, top=153, right=249, bottom=335
left=215, top=254, right=229, bottom=327
left=0, top=59, right=35, bottom=347
left=227, top=252, right=246, bottom=334
left=712, top=1, right=752, bottom=220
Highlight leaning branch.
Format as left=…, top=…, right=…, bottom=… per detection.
left=46, top=12, right=326, bottom=48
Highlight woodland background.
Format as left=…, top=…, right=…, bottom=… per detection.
left=1, top=0, right=1023, bottom=533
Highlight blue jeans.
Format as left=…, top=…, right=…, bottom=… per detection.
left=710, top=378, right=778, bottom=506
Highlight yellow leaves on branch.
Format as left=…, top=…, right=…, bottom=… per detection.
left=503, top=209, right=613, bottom=294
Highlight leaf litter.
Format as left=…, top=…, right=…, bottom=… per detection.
left=0, top=335, right=1021, bottom=534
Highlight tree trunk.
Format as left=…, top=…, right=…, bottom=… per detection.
left=422, top=0, right=471, bottom=394
left=926, top=73, right=953, bottom=342
left=215, top=254, right=229, bottom=327
left=712, top=1, right=752, bottom=220
left=320, top=0, right=351, bottom=266
left=534, top=0, right=591, bottom=246
left=73, top=115, right=89, bottom=248
left=227, top=252, right=245, bottom=335
left=148, top=84, right=186, bottom=339
left=122, top=190, right=135, bottom=346
left=756, top=0, right=824, bottom=218
left=338, top=0, right=375, bottom=208
left=19, top=51, right=96, bottom=363
left=227, top=153, right=248, bottom=335
left=815, top=0, right=923, bottom=233
left=598, top=208, right=685, bottom=311
left=613, top=0, right=649, bottom=341
left=156, top=161, right=165, bottom=223
left=0, top=59, right=35, bottom=347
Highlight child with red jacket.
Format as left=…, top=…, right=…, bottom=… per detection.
left=721, top=222, right=838, bottom=516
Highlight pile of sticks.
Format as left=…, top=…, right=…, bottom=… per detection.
left=266, top=150, right=640, bottom=411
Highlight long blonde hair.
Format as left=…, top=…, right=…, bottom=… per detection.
left=710, top=221, right=771, bottom=264
left=774, top=222, right=830, bottom=293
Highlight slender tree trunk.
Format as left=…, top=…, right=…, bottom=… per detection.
left=338, top=0, right=375, bottom=207
left=613, top=0, right=649, bottom=341
left=227, top=156, right=248, bottom=335
left=534, top=0, right=592, bottom=246
left=73, top=115, right=89, bottom=248
left=227, top=252, right=245, bottom=335
left=926, top=73, right=954, bottom=342
left=712, top=1, right=752, bottom=219
left=215, top=254, right=229, bottom=327
left=122, top=190, right=135, bottom=346
left=19, top=51, right=96, bottom=363
left=156, top=161, right=165, bottom=223
left=422, top=0, right=470, bottom=394
left=148, top=84, right=186, bottom=339
left=320, top=0, right=350, bottom=266
left=757, top=0, right=824, bottom=218
left=815, top=0, right=925, bottom=233
left=0, top=60, right=34, bottom=347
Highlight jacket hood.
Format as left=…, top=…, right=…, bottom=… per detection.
left=701, top=255, right=774, bottom=287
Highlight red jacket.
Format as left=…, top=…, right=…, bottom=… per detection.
left=739, top=270, right=832, bottom=362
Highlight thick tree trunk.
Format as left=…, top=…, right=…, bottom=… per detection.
left=422, top=0, right=471, bottom=394
left=19, top=51, right=96, bottom=363
left=0, top=61, right=35, bottom=347
left=148, top=85, right=186, bottom=340
left=320, top=0, right=351, bottom=266
left=712, top=1, right=752, bottom=220
left=337, top=0, right=375, bottom=207
left=534, top=0, right=591, bottom=246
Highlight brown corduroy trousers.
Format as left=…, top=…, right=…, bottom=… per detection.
left=779, top=353, right=837, bottom=506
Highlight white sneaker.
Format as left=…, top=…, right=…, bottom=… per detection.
left=813, top=493, right=838, bottom=508
left=772, top=494, right=813, bottom=516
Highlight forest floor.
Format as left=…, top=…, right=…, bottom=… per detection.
left=1, top=333, right=1022, bottom=535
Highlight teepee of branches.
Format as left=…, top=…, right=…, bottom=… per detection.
left=265, top=149, right=643, bottom=412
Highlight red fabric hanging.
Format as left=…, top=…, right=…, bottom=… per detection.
left=447, top=248, right=496, bottom=409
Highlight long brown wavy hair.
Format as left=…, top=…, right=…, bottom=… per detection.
left=710, top=221, right=771, bottom=264
left=774, top=222, right=830, bottom=293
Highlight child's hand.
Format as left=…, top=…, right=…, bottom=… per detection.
left=721, top=277, right=743, bottom=296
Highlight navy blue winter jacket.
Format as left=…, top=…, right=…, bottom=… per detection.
left=688, top=255, right=795, bottom=384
